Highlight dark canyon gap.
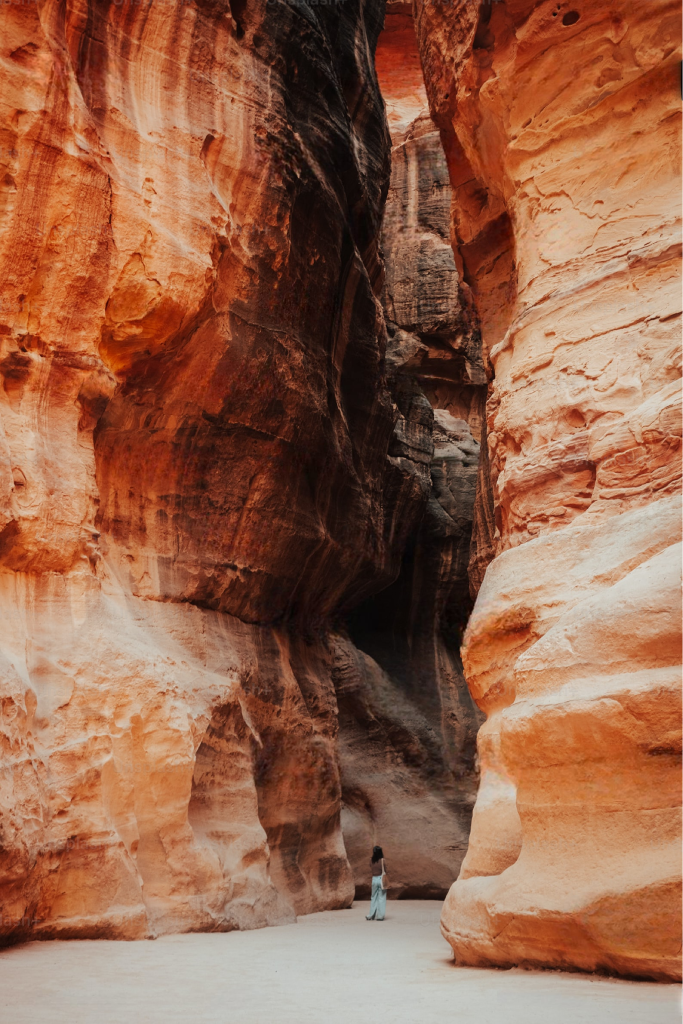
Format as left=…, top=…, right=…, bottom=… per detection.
left=339, top=0, right=485, bottom=897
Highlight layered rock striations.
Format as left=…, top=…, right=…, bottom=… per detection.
left=414, top=0, right=682, bottom=981
left=0, top=0, right=417, bottom=940
left=337, top=3, right=484, bottom=899
left=0, top=0, right=487, bottom=939
left=4, top=0, right=676, bottom=969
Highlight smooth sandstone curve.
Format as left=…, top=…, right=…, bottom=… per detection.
left=413, top=0, right=682, bottom=980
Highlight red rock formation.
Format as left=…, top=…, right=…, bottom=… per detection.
left=415, top=0, right=682, bottom=981
left=0, top=0, right=412, bottom=940
left=0, top=0, right=486, bottom=940
left=4, top=0, right=676, bottom=972
left=335, top=3, right=484, bottom=900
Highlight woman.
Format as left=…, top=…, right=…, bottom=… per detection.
left=366, top=845, right=387, bottom=921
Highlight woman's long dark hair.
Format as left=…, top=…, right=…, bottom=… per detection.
left=371, top=845, right=384, bottom=863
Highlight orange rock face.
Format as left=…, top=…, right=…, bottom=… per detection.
left=2, top=0, right=679, bottom=973
left=0, top=0, right=402, bottom=939
left=0, top=0, right=487, bottom=939
left=414, top=0, right=682, bottom=980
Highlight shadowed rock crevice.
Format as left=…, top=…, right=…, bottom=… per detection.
left=335, top=1, right=485, bottom=901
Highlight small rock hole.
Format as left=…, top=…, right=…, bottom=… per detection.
left=562, top=11, right=580, bottom=26
left=200, top=134, right=215, bottom=163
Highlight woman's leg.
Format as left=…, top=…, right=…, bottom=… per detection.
left=366, top=878, right=379, bottom=920
left=376, top=883, right=387, bottom=921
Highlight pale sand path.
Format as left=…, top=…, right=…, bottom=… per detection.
left=0, top=902, right=679, bottom=1024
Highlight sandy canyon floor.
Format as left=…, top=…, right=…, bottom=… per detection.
left=0, top=902, right=679, bottom=1024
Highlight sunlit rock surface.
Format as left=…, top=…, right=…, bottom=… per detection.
left=4, top=0, right=677, bottom=969
left=0, top=0, right=408, bottom=939
left=0, top=0, right=488, bottom=939
left=414, top=0, right=682, bottom=981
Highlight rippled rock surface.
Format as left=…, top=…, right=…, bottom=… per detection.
left=414, top=0, right=682, bottom=981
left=0, top=0, right=486, bottom=938
left=0, top=0, right=409, bottom=939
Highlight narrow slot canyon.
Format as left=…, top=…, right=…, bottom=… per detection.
left=339, top=0, right=486, bottom=900
left=0, top=0, right=680, bottom=1018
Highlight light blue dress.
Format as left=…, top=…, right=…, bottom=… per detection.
left=366, top=862, right=387, bottom=920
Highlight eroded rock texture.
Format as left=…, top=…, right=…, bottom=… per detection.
left=337, top=1, right=484, bottom=900
left=414, top=0, right=682, bottom=981
left=0, top=0, right=411, bottom=940
left=0, top=0, right=486, bottom=939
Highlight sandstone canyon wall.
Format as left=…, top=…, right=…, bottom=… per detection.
left=414, top=0, right=682, bottom=981
left=1, top=0, right=679, bottom=978
left=0, top=0, right=484, bottom=939
left=0, top=0, right=394, bottom=940
left=339, top=0, right=484, bottom=900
